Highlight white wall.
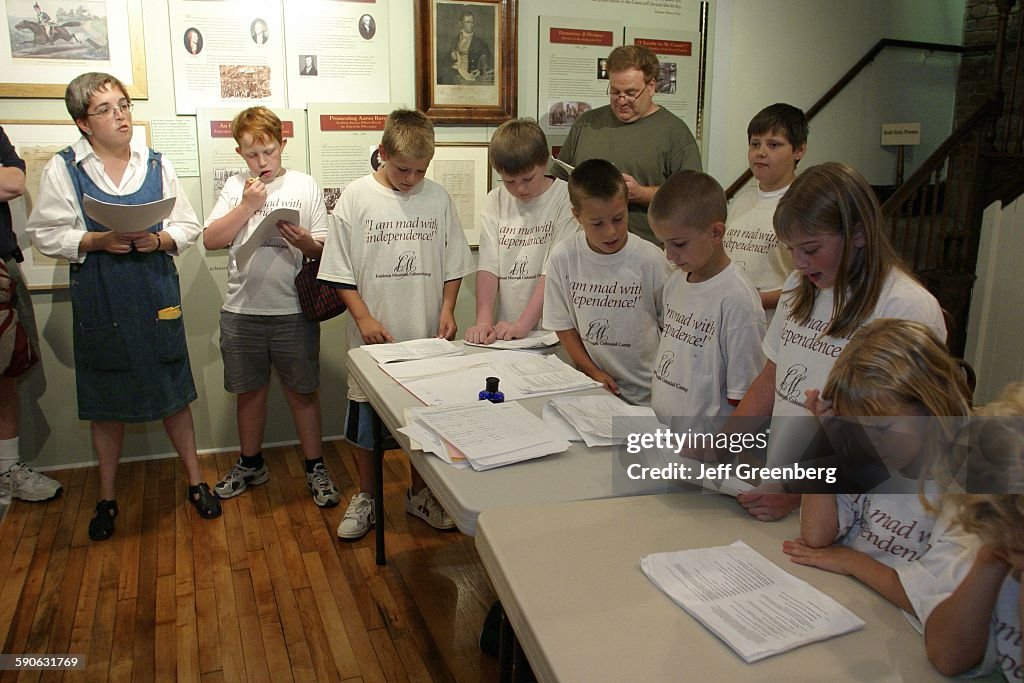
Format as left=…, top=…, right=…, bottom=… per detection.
left=965, top=195, right=1024, bottom=405
left=707, top=0, right=965, bottom=190
left=6, top=0, right=966, bottom=469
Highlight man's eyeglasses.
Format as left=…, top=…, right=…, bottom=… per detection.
left=606, top=82, right=651, bottom=104
left=87, top=100, right=133, bottom=119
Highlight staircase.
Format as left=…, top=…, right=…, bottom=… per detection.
left=726, top=1, right=1024, bottom=357
left=882, top=0, right=1024, bottom=355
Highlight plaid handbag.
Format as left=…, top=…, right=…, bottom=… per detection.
left=294, top=257, right=347, bottom=323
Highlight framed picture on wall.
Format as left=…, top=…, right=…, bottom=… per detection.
left=415, top=0, right=517, bottom=124
left=0, top=0, right=148, bottom=99
left=425, top=143, right=491, bottom=246
left=3, top=120, right=150, bottom=289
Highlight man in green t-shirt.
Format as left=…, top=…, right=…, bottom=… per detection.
left=557, top=45, right=702, bottom=244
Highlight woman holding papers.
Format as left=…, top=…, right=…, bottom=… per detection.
left=26, top=72, right=220, bottom=541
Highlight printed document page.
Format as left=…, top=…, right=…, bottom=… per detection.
left=234, top=207, right=300, bottom=270
left=362, top=338, right=463, bottom=364
left=641, top=541, right=864, bottom=663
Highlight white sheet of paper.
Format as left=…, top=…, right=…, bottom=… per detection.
left=548, top=395, right=663, bottom=440
left=541, top=402, right=585, bottom=442
left=549, top=156, right=574, bottom=174
left=363, top=338, right=463, bottom=364
left=82, top=195, right=176, bottom=233
left=641, top=540, right=865, bottom=663
left=234, top=207, right=300, bottom=271
left=464, top=331, right=560, bottom=351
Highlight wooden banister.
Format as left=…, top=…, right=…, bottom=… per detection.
left=725, top=39, right=964, bottom=198
left=880, top=97, right=998, bottom=213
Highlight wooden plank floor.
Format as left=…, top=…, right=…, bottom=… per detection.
left=0, top=442, right=500, bottom=682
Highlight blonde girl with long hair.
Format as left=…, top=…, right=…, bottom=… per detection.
left=918, top=383, right=1024, bottom=679
left=782, top=319, right=970, bottom=615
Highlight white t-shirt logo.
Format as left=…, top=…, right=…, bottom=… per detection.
left=779, top=363, right=809, bottom=403
left=509, top=255, right=529, bottom=278
left=394, top=251, right=417, bottom=277
left=585, top=318, right=611, bottom=344
left=655, top=350, right=675, bottom=380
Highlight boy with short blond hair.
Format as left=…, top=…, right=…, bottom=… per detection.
left=648, top=170, right=766, bottom=422
left=723, top=103, right=807, bottom=317
left=465, top=118, right=576, bottom=345
left=318, top=108, right=474, bottom=540
left=203, top=106, right=341, bottom=509
left=543, top=159, right=667, bottom=405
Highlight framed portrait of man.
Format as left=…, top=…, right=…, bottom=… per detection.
left=415, top=0, right=517, bottom=124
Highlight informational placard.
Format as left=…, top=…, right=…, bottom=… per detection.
left=537, top=16, right=621, bottom=137
left=881, top=122, right=922, bottom=146
left=149, top=118, right=200, bottom=177
left=306, top=103, right=396, bottom=213
left=624, top=28, right=700, bottom=134
left=283, top=0, right=390, bottom=108
left=168, top=0, right=287, bottom=115
left=426, top=144, right=490, bottom=247
left=195, top=107, right=308, bottom=273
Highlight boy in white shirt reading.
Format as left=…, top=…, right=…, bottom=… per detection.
left=465, top=119, right=576, bottom=344
left=723, top=103, right=807, bottom=320
left=318, top=109, right=475, bottom=540
left=543, top=159, right=668, bottom=405
left=647, top=170, right=766, bottom=423
left=203, top=106, right=341, bottom=509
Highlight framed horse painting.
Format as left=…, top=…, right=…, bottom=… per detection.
left=0, top=0, right=148, bottom=98
left=415, top=0, right=517, bottom=124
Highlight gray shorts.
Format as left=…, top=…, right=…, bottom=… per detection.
left=220, top=311, right=320, bottom=394
left=4, top=257, right=39, bottom=356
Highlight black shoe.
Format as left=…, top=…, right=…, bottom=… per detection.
left=188, top=482, right=222, bottom=519
left=88, top=500, right=118, bottom=541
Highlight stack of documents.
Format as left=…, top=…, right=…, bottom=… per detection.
left=641, top=540, right=865, bottom=663
left=543, top=395, right=666, bottom=447
left=464, top=331, right=560, bottom=351
left=398, top=401, right=570, bottom=470
left=380, top=350, right=600, bottom=406
left=362, top=338, right=463, bottom=364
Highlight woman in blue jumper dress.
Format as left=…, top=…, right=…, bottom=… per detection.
left=26, top=72, right=220, bottom=540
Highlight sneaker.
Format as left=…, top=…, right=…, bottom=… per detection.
left=405, top=486, right=455, bottom=531
left=214, top=459, right=269, bottom=499
left=306, top=463, right=341, bottom=508
left=0, top=463, right=63, bottom=502
left=337, top=492, right=374, bottom=540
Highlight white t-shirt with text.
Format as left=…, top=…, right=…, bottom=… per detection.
left=477, top=178, right=577, bottom=326
left=763, top=269, right=945, bottom=466
left=651, top=263, right=765, bottom=422
left=206, top=170, right=328, bottom=315
left=543, top=232, right=669, bottom=405
left=318, top=174, right=475, bottom=399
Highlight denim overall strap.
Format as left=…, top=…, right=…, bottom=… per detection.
left=58, top=146, right=164, bottom=233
